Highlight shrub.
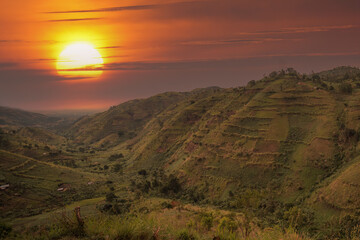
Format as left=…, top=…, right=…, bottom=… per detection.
left=106, top=192, right=117, bottom=202
left=247, top=80, right=256, bottom=87
left=0, top=222, right=11, bottom=239
left=339, top=82, right=352, bottom=94
left=109, top=153, right=124, bottom=161
left=113, top=163, right=123, bottom=172
left=177, top=229, right=197, bottom=240
left=200, top=212, right=214, bottom=230
left=283, top=206, right=314, bottom=231
left=138, top=169, right=147, bottom=176
left=160, top=175, right=182, bottom=195
left=218, top=217, right=237, bottom=233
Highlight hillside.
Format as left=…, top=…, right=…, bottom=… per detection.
left=66, top=88, right=220, bottom=146
left=65, top=67, right=360, bottom=209
left=63, top=66, right=360, bottom=234
left=0, top=106, right=59, bottom=127
left=2, top=66, right=360, bottom=239
left=0, top=150, right=106, bottom=219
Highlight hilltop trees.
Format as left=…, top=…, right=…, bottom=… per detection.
left=0, top=129, right=10, bottom=148
left=339, top=82, right=353, bottom=94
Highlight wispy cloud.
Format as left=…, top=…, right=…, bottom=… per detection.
left=98, top=46, right=123, bottom=49
left=63, top=52, right=359, bottom=72
left=47, top=17, right=103, bottom=22
left=45, top=4, right=157, bottom=14
left=0, top=62, right=18, bottom=70
left=0, top=39, right=59, bottom=45
left=180, top=38, right=301, bottom=46
left=238, top=25, right=359, bottom=36
left=44, top=1, right=203, bottom=14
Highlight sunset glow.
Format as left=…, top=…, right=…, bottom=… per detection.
left=56, top=42, right=104, bottom=78
left=0, top=0, right=359, bottom=110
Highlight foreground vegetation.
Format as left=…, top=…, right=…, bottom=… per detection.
left=3, top=205, right=314, bottom=240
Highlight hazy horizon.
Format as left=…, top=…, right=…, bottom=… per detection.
left=1, top=0, right=359, bottom=110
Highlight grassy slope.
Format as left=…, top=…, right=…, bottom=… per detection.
left=94, top=67, right=360, bottom=223
left=65, top=91, right=199, bottom=146
left=123, top=76, right=337, bottom=201
left=0, top=106, right=59, bottom=128
left=0, top=149, right=106, bottom=219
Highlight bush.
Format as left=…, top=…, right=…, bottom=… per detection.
left=247, top=80, right=256, bottom=87
left=160, top=175, right=182, bottom=195
left=339, top=82, right=352, bottom=94
left=177, top=229, right=197, bottom=240
left=106, top=192, right=117, bottom=202
left=113, top=163, right=123, bottom=172
left=138, top=169, right=147, bottom=176
left=200, top=212, right=214, bottom=230
left=0, top=222, right=11, bottom=239
left=46, top=211, right=86, bottom=238
left=218, top=217, right=237, bottom=233
left=109, top=153, right=124, bottom=161
left=283, top=206, right=314, bottom=231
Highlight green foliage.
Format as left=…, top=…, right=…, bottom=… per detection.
left=45, top=211, right=86, bottom=239
left=113, top=163, right=123, bottom=172
left=218, top=217, right=237, bottom=233
left=161, top=201, right=173, bottom=209
left=0, top=222, right=12, bottom=239
left=283, top=206, right=314, bottom=231
left=323, top=211, right=360, bottom=239
left=106, top=192, right=117, bottom=202
left=339, top=82, right=353, bottom=94
left=160, top=174, right=182, bottom=195
left=233, top=189, right=265, bottom=210
left=247, top=80, right=256, bottom=87
left=200, top=212, right=214, bottom=230
left=138, top=169, right=147, bottom=176
left=109, top=153, right=124, bottom=161
left=176, top=229, right=197, bottom=240
left=0, top=129, right=10, bottom=149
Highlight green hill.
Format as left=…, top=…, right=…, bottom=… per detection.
left=0, top=150, right=106, bottom=219
left=65, top=88, right=220, bottom=147
left=64, top=67, right=360, bottom=211
left=2, top=66, right=360, bottom=239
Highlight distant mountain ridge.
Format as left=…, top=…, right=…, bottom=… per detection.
left=0, top=106, right=58, bottom=127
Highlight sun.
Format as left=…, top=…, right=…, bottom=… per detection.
left=56, top=42, right=104, bottom=78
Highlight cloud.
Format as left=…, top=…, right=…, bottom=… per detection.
left=98, top=46, right=123, bottom=49
left=78, top=52, right=360, bottom=71
left=239, top=25, right=359, bottom=36
left=0, top=62, right=18, bottom=70
left=44, top=1, right=203, bottom=14
left=47, top=17, right=103, bottom=22
left=0, top=39, right=59, bottom=45
left=45, top=3, right=159, bottom=14
left=180, top=38, right=301, bottom=46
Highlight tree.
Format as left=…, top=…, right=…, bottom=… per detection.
left=106, top=192, right=117, bottom=202
left=339, top=83, right=352, bottom=94
left=247, top=80, right=256, bottom=87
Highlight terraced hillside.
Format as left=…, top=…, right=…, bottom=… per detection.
left=2, top=66, right=360, bottom=239
left=67, top=66, right=360, bottom=214
left=66, top=89, right=220, bottom=147
left=0, top=149, right=107, bottom=219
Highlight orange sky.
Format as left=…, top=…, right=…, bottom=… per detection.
left=0, top=0, right=359, bottom=110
